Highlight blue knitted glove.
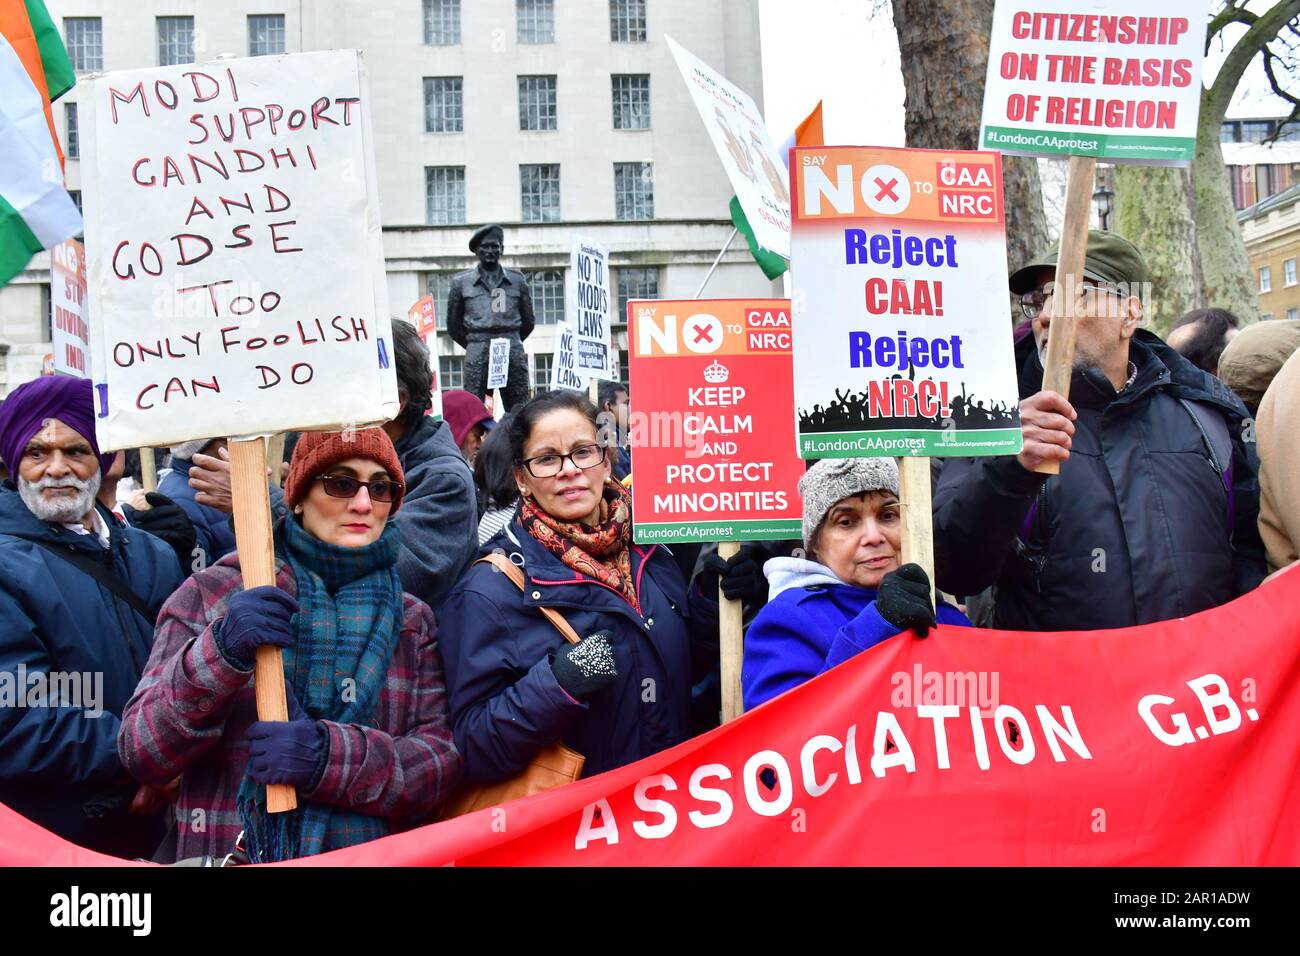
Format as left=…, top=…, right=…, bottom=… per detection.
left=216, top=586, right=298, bottom=668
left=246, top=717, right=325, bottom=788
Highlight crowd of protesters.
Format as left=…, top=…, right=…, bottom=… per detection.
left=2, top=228, right=1298, bottom=863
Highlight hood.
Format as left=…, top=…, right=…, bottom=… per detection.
left=763, top=556, right=849, bottom=601
left=396, top=415, right=466, bottom=468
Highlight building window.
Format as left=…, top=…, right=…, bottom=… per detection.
left=1286, top=258, right=1297, bottom=287
left=518, top=75, right=557, bottom=131
left=68, top=189, right=82, bottom=213
left=426, top=272, right=455, bottom=312
left=527, top=270, right=565, bottom=324
left=1260, top=265, right=1272, bottom=294
left=157, top=17, right=195, bottom=66
left=618, top=349, right=629, bottom=384
left=424, top=77, right=464, bottom=133
left=439, top=354, right=464, bottom=389
left=1220, top=121, right=1238, bottom=143
left=612, top=74, right=650, bottom=130
left=1288, top=308, right=1299, bottom=322
left=424, top=0, right=461, bottom=45
left=517, top=0, right=554, bottom=43
left=532, top=353, right=553, bottom=390
left=64, top=18, right=102, bottom=73
left=610, top=0, right=646, bottom=42
left=248, top=14, right=286, bottom=56
left=1262, top=313, right=1274, bottom=322
left=425, top=166, right=466, bottom=225
left=520, top=164, right=561, bottom=223
left=1242, top=121, right=1274, bottom=143
left=64, top=103, right=78, bottom=159
left=616, top=267, right=658, bottom=320
left=614, top=162, right=654, bottom=220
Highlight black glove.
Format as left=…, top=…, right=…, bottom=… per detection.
left=550, top=630, right=618, bottom=701
left=124, top=492, right=198, bottom=573
left=875, top=563, right=936, bottom=637
left=701, top=544, right=767, bottom=605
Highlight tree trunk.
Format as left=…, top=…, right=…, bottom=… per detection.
left=892, top=0, right=1047, bottom=272
left=1113, top=163, right=1204, bottom=335
left=1194, top=108, right=1261, bottom=322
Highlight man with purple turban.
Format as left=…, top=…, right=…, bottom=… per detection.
left=0, top=376, right=184, bottom=858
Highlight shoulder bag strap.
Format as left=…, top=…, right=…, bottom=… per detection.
left=31, top=538, right=157, bottom=626
left=474, top=552, right=581, bottom=645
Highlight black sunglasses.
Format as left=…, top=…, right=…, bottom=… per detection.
left=314, top=474, right=404, bottom=504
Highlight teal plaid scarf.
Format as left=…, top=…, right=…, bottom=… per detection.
left=238, top=516, right=404, bottom=862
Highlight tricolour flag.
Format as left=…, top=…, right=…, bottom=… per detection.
left=0, top=0, right=82, bottom=286
left=730, top=101, right=824, bottom=280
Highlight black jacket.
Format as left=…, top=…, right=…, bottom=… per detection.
left=933, top=330, right=1265, bottom=631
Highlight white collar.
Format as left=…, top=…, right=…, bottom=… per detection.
left=62, top=506, right=110, bottom=548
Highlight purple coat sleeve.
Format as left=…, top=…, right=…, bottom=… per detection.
left=117, top=572, right=255, bottom=785
left=303, top=601, right=462, bottom=819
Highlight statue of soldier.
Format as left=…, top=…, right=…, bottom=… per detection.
left=446, top=224, right=535, bottom=412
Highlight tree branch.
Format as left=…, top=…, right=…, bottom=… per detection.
left=1207, top=3, right=1259, bottom=54
left=1206, top=0, right=1300, bottom=128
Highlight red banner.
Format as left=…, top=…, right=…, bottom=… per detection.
left=5, top=569, right=1299, bottom=866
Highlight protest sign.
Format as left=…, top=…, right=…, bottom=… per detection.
left=550, top=321, right=585, bottom=391
left=80, top=49, right=399, bottom=451
left=979, top=1, right=1205, bottom=165
left=79, top=50, right=396, bottom=813
left=12, top=570, right=1300, bottom=867
left=567, top=237, right=614, bottom=379
left=628, top=298, right=803, bottom=543
left=487, top=336, right=510, bottom=390
left=790, top=145, right=1022, bottom=459
left=49, top=239, right=88, bottom=377
left=667, top=36, right=790, bottom=259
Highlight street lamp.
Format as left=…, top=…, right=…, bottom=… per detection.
left=1093, top=180, right=1115, bottom=231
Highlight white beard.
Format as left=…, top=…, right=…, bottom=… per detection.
left=19, top=471, right=102, bottom=524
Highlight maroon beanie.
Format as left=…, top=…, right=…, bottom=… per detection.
left=441, top=389, right=495, bottom=447
left=283, top=428, right=405, bottom=513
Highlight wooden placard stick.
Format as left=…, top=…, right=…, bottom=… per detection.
left=136, top=446, right=159, bottom=512
left=229, top=436, right=297, bottom=813
left=1034, top=154, right=1097, bottom=476
left=898, top=456, right=935, bottom=606
left=718, top=540, right=745, bottom=722
left=265, top=433, right=287, bottom=488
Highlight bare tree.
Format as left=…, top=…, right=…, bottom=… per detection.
left=890, top=0, right=1048, bottom=273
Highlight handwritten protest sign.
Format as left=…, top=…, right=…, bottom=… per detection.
left=50, top=239, right=89, bottom=378
left=81, top=50, right=398, bottom=450
left=979, top=0, right=1205, bottom=164
left=790, top=145, right=1022, bottom=459
left=567, top=237, right=614, bottom=379
left=487, top=337, right=510, bottom=390
left=629, top=298, right=803, bottom=543
left=667, top=36, right=790, bottom=259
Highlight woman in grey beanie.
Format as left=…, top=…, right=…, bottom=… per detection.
left=741, top=457, right=970, bottom=710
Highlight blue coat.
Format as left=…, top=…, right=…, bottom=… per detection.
left=159, top=457, right=236, bottom=566
left=0, top=484, right=183, bottom=855
left=437, top=520, right=719, bottom=784
left=742, top=558, right=970, bottom=711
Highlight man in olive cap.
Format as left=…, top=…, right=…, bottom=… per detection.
left=446, top=224, right=535, bottom=412
left=933, top=230, right=1265, bottom=630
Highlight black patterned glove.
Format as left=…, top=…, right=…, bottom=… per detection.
left=550, top=630, right=618, bottom=701
left=875, top=563, right=936, bottom=637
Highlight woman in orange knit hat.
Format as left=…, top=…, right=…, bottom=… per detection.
left=119, top=428, right=462, bottom=862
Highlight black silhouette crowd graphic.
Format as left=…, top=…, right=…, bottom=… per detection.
left=798, top=373, right=1020, bottom=434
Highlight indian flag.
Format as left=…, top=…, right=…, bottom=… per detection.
left=1, top=0, right=82, bottom=287
left=730, top=101, right=824, bottom=280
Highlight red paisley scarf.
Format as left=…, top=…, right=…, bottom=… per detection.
left=520, top=479, right=640, bottom=613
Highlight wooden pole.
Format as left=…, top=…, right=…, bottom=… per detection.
left=265, top=433, right=287, bottom=488
left=140, top=447, right=157, bottom=493
left=898, top=456, right=935, bottom=605
left=229, top=436, right=297, bottom=814
left=693, top=227, right=739, bottom=299
left=1034, top=154, right=1097, bottom=476
left=718, top=540, right=745, bottom=722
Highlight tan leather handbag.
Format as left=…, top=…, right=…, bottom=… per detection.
left=440, top=553, right=586, bottom=819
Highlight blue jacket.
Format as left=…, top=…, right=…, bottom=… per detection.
left=159, top=457, right=236, bottom=566
left=0, top=483, right=183, bottom=855
left=742, top=557, right=971, bottom=711
left=437, top=520, right=719, bottom=784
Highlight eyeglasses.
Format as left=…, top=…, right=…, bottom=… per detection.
left=313, top=474, right=404, bottom=504
left=1020, top=282, right=1128, bottom=320
left=518, top=443, right=606, bottom=478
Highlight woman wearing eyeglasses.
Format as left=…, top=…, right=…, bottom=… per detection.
left=437, top=390, right=720, bottom=785
left=119, top=428, right=462, bottom=862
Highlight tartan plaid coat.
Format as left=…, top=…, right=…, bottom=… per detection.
left=118, top=550, right=462, bottom=860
